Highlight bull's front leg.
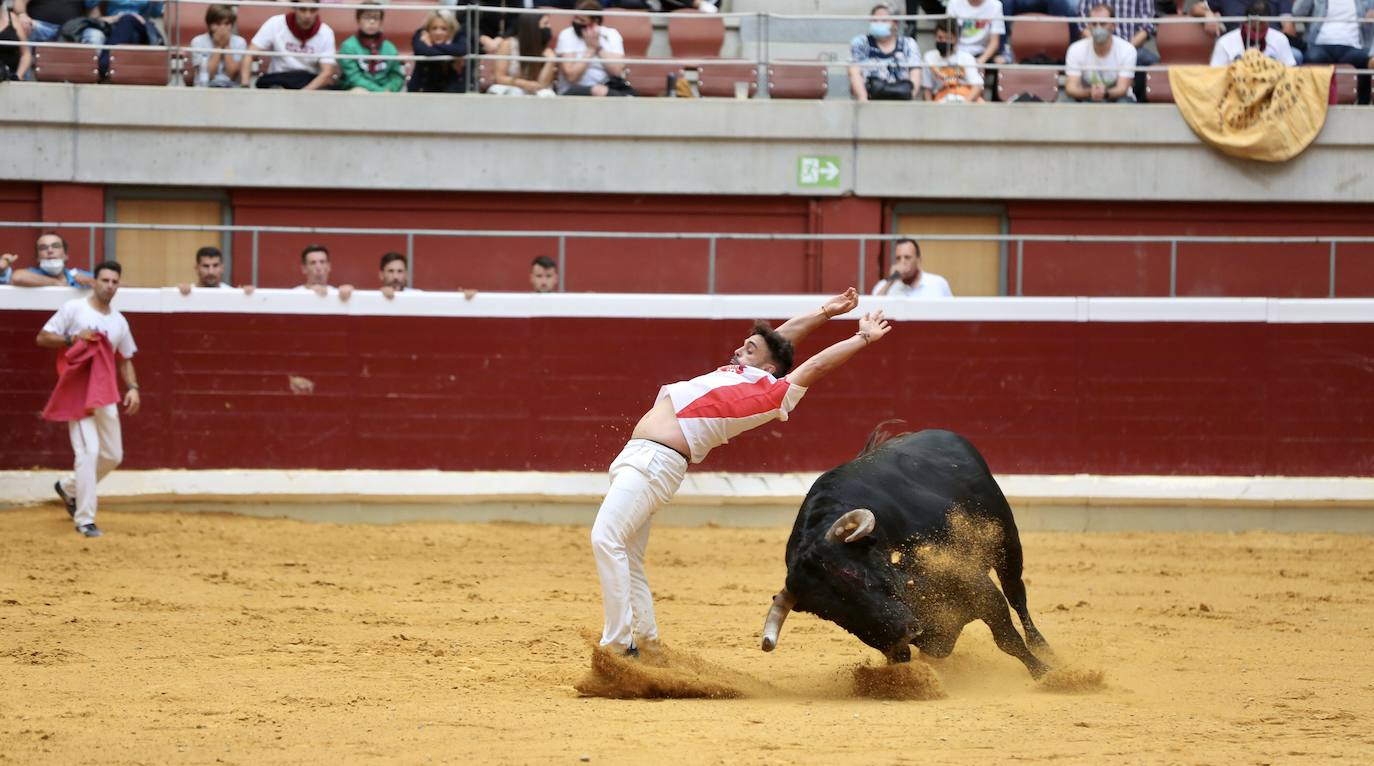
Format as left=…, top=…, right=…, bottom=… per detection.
left=975, top=577, right=1050, bottom=679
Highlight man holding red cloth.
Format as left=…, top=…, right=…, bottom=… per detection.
left=36, top=261, right=142, bottom=538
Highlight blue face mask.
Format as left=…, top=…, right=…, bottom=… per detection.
left=869, top=21, right=893, bottom=38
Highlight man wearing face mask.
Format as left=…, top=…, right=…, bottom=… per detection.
left=555, top=0, right=630, bottom=97
left=7, top=232, right=94, bottom=288
left=1210, top=0, right=1297, bottom=65
left=922, top=17, right=985, bottom=102
left=848, top=2, right=923, bottom=101
left=1063, top=3, right=1138, bottom=102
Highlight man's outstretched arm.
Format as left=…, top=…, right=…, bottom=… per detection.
left=775, top=288, right=858, bottom=346
left=785, top=310, right=891, bottom=389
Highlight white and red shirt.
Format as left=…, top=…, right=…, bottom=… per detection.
left=251, top=14, right=337, bottom=76
left=658, top=365, right=807, bottom=464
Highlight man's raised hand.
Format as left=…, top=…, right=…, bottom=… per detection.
left=823, top=287, right=859, bottom=318
left=858, top=310, right=891, bottom=344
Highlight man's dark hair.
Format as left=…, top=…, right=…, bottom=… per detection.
left=38, top=231, right=68, bottom=254
left=380, top=251, right=406, bottom=269
left=356, top=0, right=383, bottom=21
left=93, top=260, right=122, bottom=279
left=894, top=238, right=920, bottom=257
left=301, top=244, right=329, bottom=263
left=1247, top=0, right=1270, bottom=14
left=195, top=246, right=223, bottom=263
left=531, top=255, right=557, bottom=270
left=1089, top=1, right=1115, bottom=16
left=205, top=3, right=236, bottom=26
left=574, top=0, right=602, bottom=15
left=750, top=321, right=795, bottom=377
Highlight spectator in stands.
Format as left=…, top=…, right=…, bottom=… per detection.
left=85, top=0, right=165, bottom=77
left=872, top=239, right=953, bottom=298
left=923, top=17, right=986, bottom=101
left=530, top=255, right=558, bottom=292
left=12, top=0, right=102, bottom=47
left=1210, top=0, right=1297, bottom=65
left=295, top=244, right=354, bottom=300
left=177, top=246, right=253, bottom=295
left=1186, top=0, right=1299, bottom=54
left=0, top=2, right=33, bottom=81
left=7, top=232, right=93, bottom=288
left=409, top=9, right=466, bottom=93
left=1063, top=3, right=1138, bottom=102
left=1083, top=0, right=1157, bottom=101
left=241, top=0, right=338, bottom=90
left=555, top=0, right=631, bottom=97
left=489, top=12, right=556, bottom=96
left=848, top=3, right=923, bottom=101
left=949, top=0, right=1008, bottom=69
left=379, top=251, right=411, bottom=298
left=340, top=2, right=404, bottom=93
left=190, top=4, right=245, bottom=88
left=0, top=251, right=18, bottom=284
left=1292, top=0, right=1373, bottom=70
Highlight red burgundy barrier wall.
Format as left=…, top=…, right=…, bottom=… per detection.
left=3, top=313, right=1371, bottom=476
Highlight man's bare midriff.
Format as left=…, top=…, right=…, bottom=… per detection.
left=629, top=395, right=691, bottom=458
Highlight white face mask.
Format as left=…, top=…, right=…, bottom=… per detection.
left=40, top=258, right=66, bottom=276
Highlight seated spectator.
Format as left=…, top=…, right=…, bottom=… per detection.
left=340, top=2, right=404, bottom=93
left=949, top=0, right=1008, bottom=69
left=1210, top=0, right=1297, bottom=65
left=872, top=239, right=953, bottom=298
left=848, top=2, right=922, bottom=101
left=13, top=0, right=102, bottom=46
left=488, top=12, right=556, bottom=96
left=922, top=17, right=986, bottom=101
left=555, top=0, right=631, bottom=97
left=530, top=255, right=557, bottom=293
left=1063, top=3, right=1138, bottom=102
left=86, top=0, right=165, bottom=77
left=241, top=0, right=338, bottom=90
left=409, top=9, right=466, bottom=93
left=1186, top=0, right=1299, bottom=55
left=294, top=244, right=353, bottom=300
left=190, top=4, right=245, bottom=88
left=379, top=251, right=412, bottom=298
left=177, top=246, right=254, bottom=294
left=0, top=3, right=33, bottom=81
left=1292, top=0, right=1373, bottom=70
left=0, top=251, right=17, bottom=283
left=7, top=232, right=93, bottom=288
left=1084, top=0, right=1158, bottom=101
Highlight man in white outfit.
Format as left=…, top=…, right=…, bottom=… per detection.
left=872, top=239, right=953, bottom=298
left=590, top=288, right=893, bottom=656
left=36, top=261, right=141, bottom=538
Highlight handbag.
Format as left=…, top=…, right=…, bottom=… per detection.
left=865, top=77, right=915, bottom=101
left=604, top=75, right=637, bottom=97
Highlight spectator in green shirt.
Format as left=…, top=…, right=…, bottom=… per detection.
left=339, top=2, right=404, bottom=92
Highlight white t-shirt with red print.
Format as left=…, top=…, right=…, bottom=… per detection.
left=658, top=365, right=808, bottom=464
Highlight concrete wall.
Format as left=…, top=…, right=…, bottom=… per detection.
left=3, top=83, right=1373, bottom=202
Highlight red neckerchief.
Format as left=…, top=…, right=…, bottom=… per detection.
left=286, top=12, right=322, bottom=44
left=357, top=31, right=383, bottom=73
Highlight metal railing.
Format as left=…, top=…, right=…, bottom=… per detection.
left=2, top=220, right=1370, bottom=297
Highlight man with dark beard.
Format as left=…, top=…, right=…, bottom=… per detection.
left=872, top=238, right=953, bottom=298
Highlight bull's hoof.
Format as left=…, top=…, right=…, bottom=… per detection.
left=1028, top=661, right=1050, bottom=680
left=883, top=645, right=912, bottom=664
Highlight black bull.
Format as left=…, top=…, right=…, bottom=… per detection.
left=760, top=428, right=1053, bottom=678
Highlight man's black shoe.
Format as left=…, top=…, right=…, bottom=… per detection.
left=76, top=524, right=102, bottom=538
left=54, top=482, right=76, bottom=519
left=624, top=645, right=640, bottom=659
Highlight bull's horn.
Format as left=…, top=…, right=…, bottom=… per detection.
left=760, top=589, right=796, bottom=652
left=828, top=508, right=877, bottom=543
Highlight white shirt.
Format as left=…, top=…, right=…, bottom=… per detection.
left=251, top=14, right=337, bottom=75
left=1314, top=0, right=1361, bottom=48
left=948, top=0, right=1005, bottom=58
left=554, top=25, right=624, bottom=92
left=190, top=32, right=247, bottom=87
left=921, top=48, right=983, bottom=98
left=658, top=365, right=807, bottom=463
left=1210, top=28, right=1296, bottom=67
left=294, top=284, right=339, bottom=293
left=1065, top=36, right=1138, bottom=89
left=871, top=271, right=954, bottom=298
left=42, top=297, right=138, bottom=359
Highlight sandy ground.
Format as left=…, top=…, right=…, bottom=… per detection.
left=2, top=507, right=1373, bottom=765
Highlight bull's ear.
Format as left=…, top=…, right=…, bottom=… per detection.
left=827, top=508, right=876, bottom=543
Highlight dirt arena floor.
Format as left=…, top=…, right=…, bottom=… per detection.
left=2, top=507, right=1372, bottom=765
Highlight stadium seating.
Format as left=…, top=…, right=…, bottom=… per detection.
left=766, top=62, right=829, bottom=99
left=697, top=61, right=757, bottom=98
left=106, top=48, right=176, bottom=86
left=1007, top=13, right=1070, bottom=64
left=996, top=68, right=1059, bottom=102
left=1330, top=63, right=1357, bottom=105
left=1145, top=70, right=1174, bottom=103
left=605, top=11, right=653, bottom=58
left=623, top=60, right=684, bottom=97
left=667, top=9, right=724, bottom=60
left=33, top=46, right=100, bottom=84
left=1156, top=20, right=1215, bottom=64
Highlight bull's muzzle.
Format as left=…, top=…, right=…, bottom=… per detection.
left=760, top=589, right=796, bottom=652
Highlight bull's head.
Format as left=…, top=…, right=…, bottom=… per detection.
left=761, top=509, right=923, bottom=662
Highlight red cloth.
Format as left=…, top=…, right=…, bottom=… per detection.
left=42, top=335, right=120, bottom=422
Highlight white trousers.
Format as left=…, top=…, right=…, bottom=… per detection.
left=590, top=439, right=688, bottom=651
left=60, top=404, right=122, bottom=528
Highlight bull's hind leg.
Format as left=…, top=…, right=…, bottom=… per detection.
left=992, top=523, right=1052, bottom=657
left=976, top=576, right=1050, bottom=679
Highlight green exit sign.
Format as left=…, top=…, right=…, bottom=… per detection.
left=797, top=155, right=841, bottom=188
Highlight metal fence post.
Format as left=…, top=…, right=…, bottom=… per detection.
left=88, top=225, right=96, bottom=270
left=857, top=237, right=866, bottom=293
left=406, top=232, right=415, bottom=289
left=1015, top=239, right=1024, bottom=296
left=756, top=12, right=770, bottom=100
left=707, top=237, right=717, bottom=294
left=251, top=229, right=260, bottom=287
left=1169, top=240, right=1178, bottom=297
left=557, top=235, right=566, bottom=293
left=1329, top=241, right=1337, bottom=298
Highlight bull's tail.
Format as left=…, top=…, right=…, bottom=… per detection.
left=857, top=419, right=911, bottom=458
